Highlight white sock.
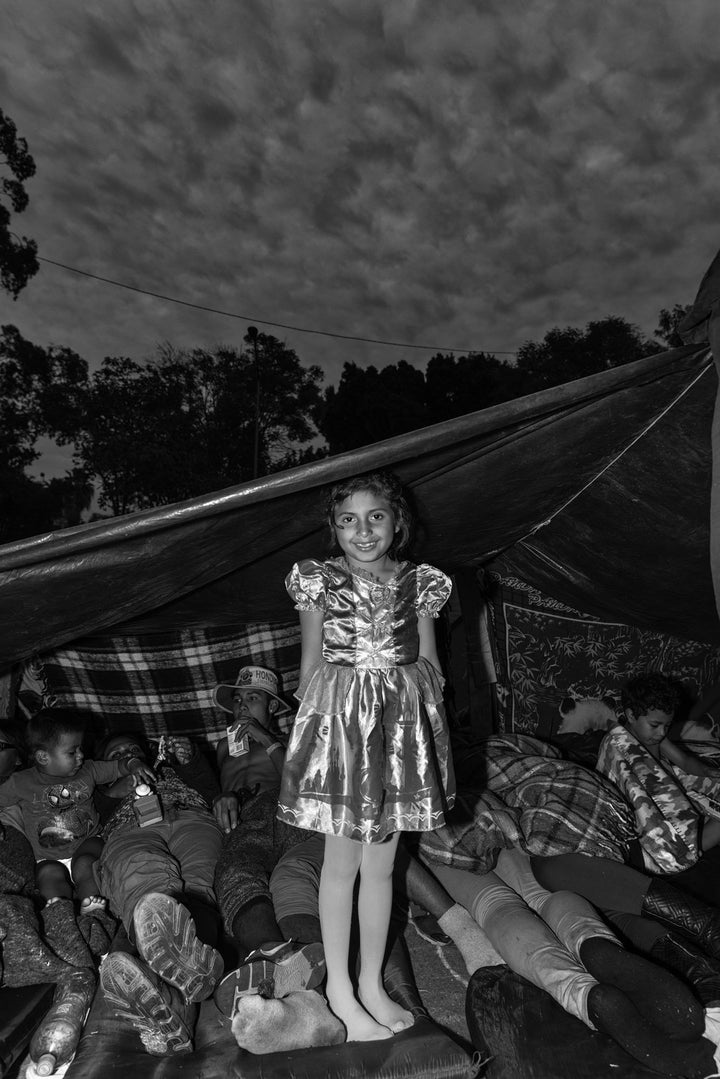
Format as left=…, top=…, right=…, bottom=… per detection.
left=438, top=903, right=505, bottom=973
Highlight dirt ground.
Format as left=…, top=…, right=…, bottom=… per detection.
left=402, top=912, right=476, bottom=1053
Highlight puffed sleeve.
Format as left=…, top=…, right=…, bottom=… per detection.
left=285, top=559, right=328, bottom=611
left=416, top=564, right=452, bottom=618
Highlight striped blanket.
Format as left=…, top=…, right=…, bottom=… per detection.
left=418, top=733, right=637, bottom=873
left=25, top=621, right=301, bottom=750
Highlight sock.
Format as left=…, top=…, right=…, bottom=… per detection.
left=437, top=903, right=504, bottom=973
left=580, top=937, right=703, bottom=1040
left=40, top=897, right=95, bottom=969
left=587, top=984, right=715, bottom=1078
left=0, top=894, right=73, bottom=987
left=77, top=909, right=116, bottom=957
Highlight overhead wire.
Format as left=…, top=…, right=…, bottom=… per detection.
left=36, top=255, right=519, bottom=357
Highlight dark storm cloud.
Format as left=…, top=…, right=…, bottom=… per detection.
left=1, top=0, right=719, bottom=446
left=82, top=14, right=137, bottom=76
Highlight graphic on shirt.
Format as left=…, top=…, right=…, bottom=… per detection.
left=34, top=778, right=97, bottom=850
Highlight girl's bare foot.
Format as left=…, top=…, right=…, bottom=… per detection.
left=359, top=982, right=414, bottom=1033
left=326, top=983, right=393, bottom=1041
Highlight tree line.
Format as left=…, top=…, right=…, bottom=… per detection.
left=0, top=308, right=689, bottom=542
left=0, top=107, right=691, bottom=542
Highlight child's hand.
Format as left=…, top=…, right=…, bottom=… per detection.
left=127, top=758, right=155, bottom=784
left=213, top=792, right=240, bottom=834
left=229, top=715, right=274, bottom=749
left=103, top=774, right=136, bottom=800
left=164, top=736, right=193, bottom=766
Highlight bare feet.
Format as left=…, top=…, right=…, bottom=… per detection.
left=325, top=983, right=393, bottom=1041
left=80, top=895, right=107, bottom=914
left=358, top=982, right=414, bottom=1034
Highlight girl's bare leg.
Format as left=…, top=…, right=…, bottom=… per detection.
left=357, top=833, right=414, bottom=1033
left=320, top=834, right=392, bottom=1041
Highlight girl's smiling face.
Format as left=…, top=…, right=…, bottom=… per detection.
left=333, top=490, right=398, bottom=572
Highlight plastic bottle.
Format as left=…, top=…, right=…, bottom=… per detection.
left=30, top=968, right=95, bottom=1074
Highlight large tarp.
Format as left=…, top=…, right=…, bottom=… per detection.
left=1, top=337, right=717, bottom=670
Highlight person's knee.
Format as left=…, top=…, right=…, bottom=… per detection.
left=322, top=841, right=362, bottom=885
left=37, top=859, right=72, bottom=897
left=71, top=852, right=97, bottom=884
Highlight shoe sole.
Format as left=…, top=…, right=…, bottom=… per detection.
left=101, top=953, right=192, bottom=1055
left=214, top=942, right=326, bottom=1017
left=133, top=893, right=223, bottom=1004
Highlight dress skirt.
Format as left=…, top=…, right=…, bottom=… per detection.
left=277, top=656, right=456, bottom=843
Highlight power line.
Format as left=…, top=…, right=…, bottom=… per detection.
left=37, top=255, right=518, bottom=356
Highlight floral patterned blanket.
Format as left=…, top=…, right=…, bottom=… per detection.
left=597, top=723, right=720, bottom=874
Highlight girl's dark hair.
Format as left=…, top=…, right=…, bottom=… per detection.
left=621, top=673, right=681, bottom=719
left=325, top=471, right=413, bottom=557
left=26, top=708, right=87, bottom=753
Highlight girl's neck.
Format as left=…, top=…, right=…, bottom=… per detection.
left=342, top=555, right=398, bottom=584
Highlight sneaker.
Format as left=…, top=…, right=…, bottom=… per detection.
left=100, top=952, right=193, bottom=1055
left=214, top=940, right=326, bottom=1018
left=133, top=892, right=223, bottom=1004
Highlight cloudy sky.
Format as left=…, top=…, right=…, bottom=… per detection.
left=2, top=0, right=719, bottom=477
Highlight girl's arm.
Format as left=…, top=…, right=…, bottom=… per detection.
left=299, top=608, right=324, bottom=683
left=661, top=737, right=719, bottom=778
left=418, top=616, right=441, bottom=674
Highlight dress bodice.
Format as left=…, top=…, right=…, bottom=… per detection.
left=285, top=557, right=451, bottom=669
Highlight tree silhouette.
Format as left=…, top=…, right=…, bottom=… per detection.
left=0, top=109, right=39, bottom=299
left=71, top=334, right=324, bottom=514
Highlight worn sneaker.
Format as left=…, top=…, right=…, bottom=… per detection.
left=100, top=952, right=193, bottom=1055
left=133, top=892, right=223, bottom=1004
left=213, top=940, right=326, bottom=1017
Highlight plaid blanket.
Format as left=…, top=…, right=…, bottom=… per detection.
left=418, top=733, right=637, bottom=873
left=25, top=621, right=301, bottom=750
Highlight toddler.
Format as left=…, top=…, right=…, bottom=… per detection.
left=0, top=708, right=153, bottom=910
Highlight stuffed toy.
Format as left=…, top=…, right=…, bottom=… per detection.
left=556, top=695, right=617, bottom=735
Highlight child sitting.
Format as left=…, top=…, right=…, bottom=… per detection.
left=212, top=665, right=290, bottom=834
left=0, top=708, right=153, bottom=912
left=597, top=672, right=720, bottom=877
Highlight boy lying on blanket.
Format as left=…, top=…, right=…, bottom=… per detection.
left=598, top=671, right=720, bottom=875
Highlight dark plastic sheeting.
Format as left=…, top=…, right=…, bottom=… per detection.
left=0, top=341, right=718, bottom=668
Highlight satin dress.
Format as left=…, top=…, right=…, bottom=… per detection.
left=277, top=557, right=456, bottom=843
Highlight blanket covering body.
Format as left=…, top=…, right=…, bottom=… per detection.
left=418, top=734, right=636, bottom=871
left=597, top=723, right=720, bottom=874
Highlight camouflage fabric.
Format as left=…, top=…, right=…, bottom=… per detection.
left=597, top=724, right=720, bottom=874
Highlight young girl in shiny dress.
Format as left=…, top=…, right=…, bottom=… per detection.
left=277, top=471, right=455, bottom=1041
